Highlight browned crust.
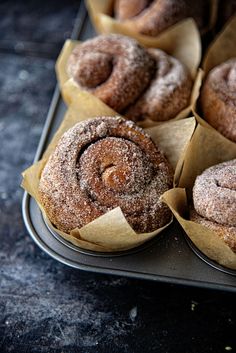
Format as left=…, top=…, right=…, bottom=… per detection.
left=190, top=209, right=236, bottom=253
left=193, top=159, right=236, bottom=227
left=191, top=159, right=236, bottom=253
left=67, top=34, right=155, bottom=113
left=125, top=48, right=192, bottom=122
left=114, top=0, right=210, bottom=36
left=201, top=59, right=236, bottom=143
left=114, top=0, right=150, bottom=20
left=67, top=35, right=192, bottom=123
left=39, top=116, right=173, bottom=234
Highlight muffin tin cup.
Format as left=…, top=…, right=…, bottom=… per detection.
left=184, top=234, right=236, bottom=277
left=43, top=207, right=236, bottom=276
left=22, top=88, right=196, bottom=253
left=162, top=121, right=236, bottom=271
left=42, top=212, right=168, bottom=258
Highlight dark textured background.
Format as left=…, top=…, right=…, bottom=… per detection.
left=0, top=1, right=235, bottom=352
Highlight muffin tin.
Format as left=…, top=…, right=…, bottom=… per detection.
left=22, top=3, right=236, bottom=291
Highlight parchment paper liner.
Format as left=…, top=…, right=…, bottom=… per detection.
left=162, top=16, right=236, bottom=269
left=203, top=15, right=236, bottom=74
left=85, top=0, right=217, bottom=42
left=56, top=28, right=201, bottom=128
left=192, top=15, right=236, bottom=138
left=22, top=90, right=196, bottom=253
left=162, top=123, right=236, bottom=269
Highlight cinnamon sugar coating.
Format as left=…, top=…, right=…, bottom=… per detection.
left=67, top=35, right=192, bottom=122
left=190, top=209, right=236, bottom=253
left=67, top=34, right=154, bottom=113
left=201, top=59, right=236, bottom=142
left=114, top=0, right=150, bottom=21
left=192, top=159, right=236, bottom=252
left=39, top=117, right=173, bottom=233
left=125, top=48, right=192, bottom=122
left=114, top=0, right=209, bottom=36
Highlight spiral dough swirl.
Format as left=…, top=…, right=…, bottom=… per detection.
left=67, top=34, right=154, bottom=113
left=114, top=0, right=209, bottom=36
left=39, top=117, right=173, bottom=233
left=125, top=48, right=192, bottom=122
left=201, top=59, right=236, bottom=143
left=67, top=34, right=192, bottom=122
left=192, top=160, right=236, bottom=252
left=193, top=159, right=236, bottom=226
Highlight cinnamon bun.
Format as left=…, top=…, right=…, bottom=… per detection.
left=39, top=116, right=173, bottom=233
left=114, top=0, right=210, bottom=36
left=67, top=34, right=154, bottom=113
left=201, top=59, right=236, bottom=143
left=66, top=34, right=192, bottom=122
left=191, top=159, right=236, bottom=252
left=126, top=48, right=192, bottom=122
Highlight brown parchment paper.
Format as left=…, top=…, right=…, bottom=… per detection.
left=22, top=90, right=196, bottom=252
left=85, top=0, right=219, bottom=56
left=203, top=15, right=236, bottom=74
left=193, top=15, right=236, bottom=133
left=162, top=123, right=236, bottom=269
left=87, top=0, right=218, bottom=37
left=56, top=34, right=201, bottom=128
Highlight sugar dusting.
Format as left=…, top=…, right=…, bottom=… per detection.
left=67, top=35, right=192, bottom=123
left=115, top=0, right=188, bottom=36
left=126, top=48, right=192, bottom=122
left=67, top=34, right=155, bottom=113
left=39, top=116, right=173, bottom=233
left=190, top=208, right=236, bottom=253
left=205, top=59, right=236, bottom=101
left=201, top=59, right=236, bottom=142
left=193, top=159, right=236, bottom=227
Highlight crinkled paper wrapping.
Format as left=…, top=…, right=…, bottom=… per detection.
left=203, top=15, right=236, bottom=74
left=22, top=90, right=196, bottom=252
left=162, top=123, right=236, bottom=269
left=193, top=15, right=236, bottom=130
left=162, top=16, right=236, bottom=269
left=56, top=19, right=201, bottom=128
left=85, top=0, right=218, bottom=41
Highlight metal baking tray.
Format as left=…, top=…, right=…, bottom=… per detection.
left=22, top=2, right=236, bottom=292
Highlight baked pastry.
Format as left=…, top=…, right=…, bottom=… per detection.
left=39, top=116, right=173, bottom=233
left=67, top=34, right=192, bottom=122
left=190, top=159, right=236, bottom=252
left=67, top=34, right=154, bottom=113
left=201, top=59, right=236, bottom=143
left=125, top=48, right=192, bottom=122
left=114, top=0, right=210, bottom=36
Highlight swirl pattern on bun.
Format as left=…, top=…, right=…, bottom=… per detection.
left=39, top=117, right=173, bottom=233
